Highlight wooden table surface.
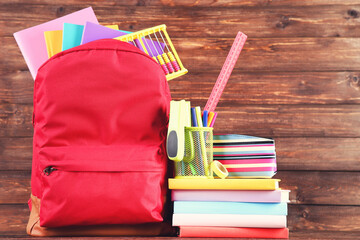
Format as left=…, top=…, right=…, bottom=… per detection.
left=1, top=0, right=360, bottom=239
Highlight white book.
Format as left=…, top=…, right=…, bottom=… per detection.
left=172, top=213, right=287, bottom=228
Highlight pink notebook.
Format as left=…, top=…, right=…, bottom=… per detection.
left=13, top=7, right=98, bottom=80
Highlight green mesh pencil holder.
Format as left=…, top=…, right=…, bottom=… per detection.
left=175, top=127, right=213, bottom=179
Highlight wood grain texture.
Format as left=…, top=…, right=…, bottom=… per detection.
left=170, top=71, right=360, bottom=105
left=1, top=104, right=360, bottom=138
left=2, top=3, right=360, bottom=38
left=0, top=172, right=30, bottom=204
left=0, top=104, right=32, bottom=137
left=1, top=204, right=360, bottom=236
left=289, top=205, right=360, bottom=232
left=277, top=171, right=360, bottom=205
left=1, top=71, right=360, bottom=105
left=2, top=0, right=360, bottom=7
left=275, top=137, right=360, bottom=171
left=1, top=137, right=360, bottom=171
left=0, top=71, right=33, bottom=105
left=0, top=138, right=32, bottom=170
left=4, top=37, right=360, bottom=73
left=0, top=204, right=29, bottom=237
left=1, top=171, right=359, bottom=205
left=1, top=0, right=360, bottom=237
left=212, top=105, right=360, bottom=137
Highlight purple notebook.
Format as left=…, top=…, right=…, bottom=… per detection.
left=172, top=190, right=290, bottom=203
left=81, top=22, right=164, bottom=57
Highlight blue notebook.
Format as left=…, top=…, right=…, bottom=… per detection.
left=62, top=23, right=84, bottom=51
left=173, top=201, right=287, bottom=215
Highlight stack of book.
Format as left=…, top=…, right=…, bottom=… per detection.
left=169, top=178, right=289, bottom=238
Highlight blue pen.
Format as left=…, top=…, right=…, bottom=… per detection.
left=202, top=110, right=209, bottom=127
left=191, top=107, right=197, bottom=127
left=190, top=107, right=205, bottom=175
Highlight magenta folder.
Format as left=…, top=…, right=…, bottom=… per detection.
left=81, top=22, right=164, bottom=58
left=13, top=7, right=98, bottom=80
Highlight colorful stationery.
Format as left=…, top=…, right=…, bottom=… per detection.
left=82, top=22, right=165, bottom=59
left=62, top=24, right=120, bottom=51
left=174, top=201, right=288, bottom=215
left=13, top=7, right=98, bottom=79
left=114, top=25, right=187, bottom=81
left=213, top=134, right=276, bottom=178
left=191, top=108, right=197, bottom=127
left=81, top=21, right=130, bottom=45
left=204, top=32, right=247, bottom=112
left=195, top=107, right=203, bottom=127
left=172, top=213, right=287, bottom=228
left=207, top=112, right=215, bottom=126
left=182, top=101, right=194, bottom=163
left=106, top=25, right=119, bottom=30
left=171, top=190, right=290, bottom=203
left=178, top=226, right=289, bottom=238
left=44, top=30, right=63, bottom=58
left=194, top=106, right=209, bottom=176
left=185, top=107, right=207, bottom=176
left=167, top=100, right=190, bottom=161
left=209, top=112, right=218, bottom=127
left=202, top=110, right=209, bottom=127
left=62, top=23, right=84, bottom=51
left=168, top=178, right=280, bottom=190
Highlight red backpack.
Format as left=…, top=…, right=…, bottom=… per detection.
left=27, top=39, right=173, bottom=236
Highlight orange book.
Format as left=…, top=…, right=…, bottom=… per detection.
left=179, top=226, right=289, bottom=238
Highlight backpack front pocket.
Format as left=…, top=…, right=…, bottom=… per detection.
left=38, top=145, right=166, bottom=227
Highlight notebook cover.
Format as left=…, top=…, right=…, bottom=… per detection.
left=213, top=134, right=275, bottom=156
left=44, top=30, right=63, bottom=58
left=62, top=23, right=84, bottom=51
left=179, top=226, right=289, bottom=238
left=173, top=213, right=287, bottom=228
left=168, top=178, right=280, bottom=190
left=213, top=134, right=275, bottom=144
left=62, top=24, right=120, bottom=51
left=106, top=25, right=119, bottom=30
left=13, top=7, right=98, bottom=80
left=81, top=22, right=164, bottom=58
left=171, top=189, right=290, bottom=202
left=213, top=134, right=277, bottom=178
left=81, top=21, right=129, bottom=44
left=174, top=201, right=288, bottom=215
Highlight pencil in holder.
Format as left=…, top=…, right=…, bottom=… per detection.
left=175, top=127, right=213, bottom=179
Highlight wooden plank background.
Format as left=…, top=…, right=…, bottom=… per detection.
left=1, top=0, right=360, bottom=239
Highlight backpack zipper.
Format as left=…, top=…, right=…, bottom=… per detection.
left=43, top=166, right=57, bottom=176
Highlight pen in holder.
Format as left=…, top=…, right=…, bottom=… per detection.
left=175, top=127, right=213, bottom=179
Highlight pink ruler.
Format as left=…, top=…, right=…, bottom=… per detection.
left=204, top=32, right=247, bottom=112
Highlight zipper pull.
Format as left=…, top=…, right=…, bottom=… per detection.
left=43, top=166, right=57, bottom=176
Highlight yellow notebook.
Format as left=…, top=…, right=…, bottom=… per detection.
left=44, top=30, right=63, bottom=58
left=106, top=25, right=119, bottom=30
left=168, top=178, right=280, bottom=190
